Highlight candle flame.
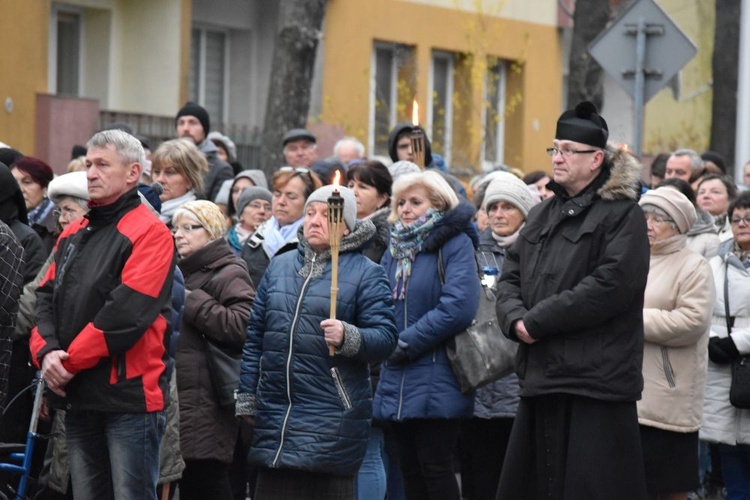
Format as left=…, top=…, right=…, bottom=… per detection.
left=333, top=170, right=341, bottom=187
left=412, top=98, right=419, bottom=126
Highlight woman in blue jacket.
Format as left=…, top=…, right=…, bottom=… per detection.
left=236, top=185, right=397, bottom=500
left=373, top=171, right=480, bottom=500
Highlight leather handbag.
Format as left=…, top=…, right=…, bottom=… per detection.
left=724, top=260, right=750, bottom=409
left=438, top=250, right=517, bottom=394
left=202, top=335, right=242, bottom=407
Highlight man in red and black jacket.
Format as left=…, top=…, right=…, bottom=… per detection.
left=30, top=129, right=176, bottom=500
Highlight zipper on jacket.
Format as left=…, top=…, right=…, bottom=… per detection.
left=331, top=367, right=352, bottom=410
left=396, top=285, right=408, bottom=420
left=661, top=346, right=676, bottom=388
left=272, top=255, right=316, bottom=468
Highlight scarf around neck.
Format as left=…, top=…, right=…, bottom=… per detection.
left=159, top=190, right=196, bottom=224
left=389, top=208, right=443, bottom=299
left=28, top=197, right=54, bottom=227
left=490, top=222, right=524, bottom=249
left=263, top=216, right=303, bottom=258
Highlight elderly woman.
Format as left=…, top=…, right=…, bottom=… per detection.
left=241, top=167, right=322, bottom=287
left=373, top=171, right=480, bottom=500
left=701, top=190, right=750, bottom=499
left=152, top=139, right=209, bottom=225
left=461, top=172, right=534, bottom=500
left=226, top=187, right=272, bottom=255
left=636, top=187, right=714, bottom=500
left=172, top=200, right=255, bottom=500
left=697, top=174, right=738, bottom=242
left=226, top=170, right=269, bottom=220
left=236, top=185, right=397, bottom=499
left=11, top=156, right=57, bottom=253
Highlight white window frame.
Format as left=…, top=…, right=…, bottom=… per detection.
left=428, top=51, right=454, bottom=165
left=482, top=60, right=507, bottom=170
left=49, top=4, right=85, bottom=96
left=368, top=42, right=398, bottom=157
left=191, top=26, right=231, bottom=125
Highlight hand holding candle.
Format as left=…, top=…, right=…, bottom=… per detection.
left=410, top=97, right=426, bottom=169
left=326, top=171, right=345, bottom=356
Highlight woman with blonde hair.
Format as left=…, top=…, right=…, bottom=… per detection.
left=152, top=138, right=209, bottom=225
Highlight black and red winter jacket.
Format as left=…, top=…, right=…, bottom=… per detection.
left=30, top=189, right=176, bottom=413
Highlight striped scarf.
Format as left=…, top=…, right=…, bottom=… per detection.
left=389, top=208, right=442, bottom=299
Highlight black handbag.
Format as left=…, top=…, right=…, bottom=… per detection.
left=724, top=260, right=750, bottom=409
left=202, top=335, right=242, bottom=407
left=439, top=249, right=517, bottom=394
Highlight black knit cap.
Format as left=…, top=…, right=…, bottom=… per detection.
left=175, top=102, right=210, bottom=135
left=555, top=101, right=608, bottom=149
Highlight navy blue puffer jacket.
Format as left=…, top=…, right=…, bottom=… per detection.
left=237, top=220, right=397, bottom=476
left=374, top=201, right=480, bottom=420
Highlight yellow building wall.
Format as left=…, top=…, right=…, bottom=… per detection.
left=0, top=0, right=50, bottom=153
left=320, top=0, right=562, bottom=173
left=643, top=0, right=714, bottom=155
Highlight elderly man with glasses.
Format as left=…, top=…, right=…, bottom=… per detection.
left=495, top=102, right=651, bottom=499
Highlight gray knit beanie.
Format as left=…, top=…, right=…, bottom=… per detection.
left=388, top=161, right=421, bottom=181
left=304, top=185, right=357, bottom=231
left=482, top=172, right=534, bottom=218
left=237, top=186, right=273, bottom=216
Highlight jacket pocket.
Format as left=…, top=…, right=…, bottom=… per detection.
left=544, top=334, right=603, bottom=377
left=661, top=347, right=676, bottom=388
left=330, top=367, right=352, bottom=410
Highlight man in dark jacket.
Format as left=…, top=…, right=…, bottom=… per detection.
left=30, top=130, right=176, bottom=500
left=495, top=102, right=650, bottom=499
left=175, top=102, right=234, bottom=201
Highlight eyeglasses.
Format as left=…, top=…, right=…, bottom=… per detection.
left=247, top=202, right=272, bottom=211
left=53, top=208, right=83, bottom=221
left=643, top=213, right=674, bottom=225
left=731, top=216, right=750, bottom=225
left=279, top=166, right=311, bottom=174
left=546, top=147, right=599, bottom=157
left=171, top=224, right=204, bottom=235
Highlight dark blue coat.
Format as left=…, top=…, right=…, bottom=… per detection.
left=374, top=201, right=480, bottom=420
left=238, top=223, right=398, bottom=476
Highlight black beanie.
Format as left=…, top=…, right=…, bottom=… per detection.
left=176, top=102, right=210, bottom=135
left=555, top=101, right=608, bottom=149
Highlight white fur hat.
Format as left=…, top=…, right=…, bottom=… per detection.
left=48, top=171, right=89, bottom=204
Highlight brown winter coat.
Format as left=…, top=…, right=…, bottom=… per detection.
left=176, top=238, right=255, bottom=463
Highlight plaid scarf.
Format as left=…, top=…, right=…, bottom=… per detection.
left=389, top=208, right=443, bottom=299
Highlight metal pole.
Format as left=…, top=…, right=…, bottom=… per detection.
left=633, top=17, right=647, bottom=157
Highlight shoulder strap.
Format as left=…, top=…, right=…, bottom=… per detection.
left=725, top=259, right=735, bottom=335
left=436, top=247, right=481, bottom=285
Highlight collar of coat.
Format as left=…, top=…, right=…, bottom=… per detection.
left=421, top=200, right=479, bottom=253
left=296, top=218, right=377, bottom=279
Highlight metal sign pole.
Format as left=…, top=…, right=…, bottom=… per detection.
left=633, top=18, right=646, bottom=157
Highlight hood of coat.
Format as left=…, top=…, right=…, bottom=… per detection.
left=387, top=122, right=433, bottom=167
left=178, top=237, right=243, bottom=278
left=688, top=209, right=719, bottom=237
left=596, top=147, right=643, bottom=202
left=367, top=207, right=391, bottom=252
left=422, top=200, right=478, bottom=253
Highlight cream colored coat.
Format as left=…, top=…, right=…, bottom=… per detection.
left=700, top=240, right=750, bottom=445
left=638, top=234, right=715, bottom=433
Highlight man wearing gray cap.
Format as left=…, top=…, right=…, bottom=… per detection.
left=495, top=102, right=650, bottom=499
left=282, top=128, right=318, bottom=168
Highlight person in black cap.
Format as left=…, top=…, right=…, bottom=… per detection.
left=495, top=102, right=650, bottom=499
left=281, top=128, right=318, bottom=168
left=175, top=102, right=233, bottom=202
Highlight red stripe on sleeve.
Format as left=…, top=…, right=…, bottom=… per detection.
left=29, top=327, right=47, bottom=369
left=63, top=322, right=110, bottom=374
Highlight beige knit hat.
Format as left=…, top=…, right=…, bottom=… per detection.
left=639, top=187, right=696, bottom=233
left=482, top=172, right=535, bottom=217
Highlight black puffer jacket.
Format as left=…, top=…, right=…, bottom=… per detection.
left=496, top=149, right=650, bottom=402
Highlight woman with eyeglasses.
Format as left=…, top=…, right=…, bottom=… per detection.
left=226, top=170, right=269, bottom=221
left=226, top=187, right=273, bottom=255
left=636, top=187, right=714, bottom=500
left=373, top=171, right=480, bottom=500
left=152, top=139, right=209, bottom=227
left=701, top=190, right=750, bottom=499
left=241, top=167, right=323, bottom=287
left=11, top=156, right=57, bottom=254
left=172, top=200, right=255, bottom=500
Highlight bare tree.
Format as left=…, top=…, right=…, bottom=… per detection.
left=566, top=0, right=613, bottom=109
left=709, top=0, right=740, bottom=168
left=260, top=0, right=327, bottom=175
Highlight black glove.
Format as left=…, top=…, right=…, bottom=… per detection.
left=388, top=340, right=409, bottom=363
left=708, top=336, right=740, bottom=365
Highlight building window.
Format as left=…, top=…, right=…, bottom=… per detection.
left=369, top=43, right=415, bottom=157
left=484, top=60, right=507, bottom=168
left=430, top=52, right=454, bottom=165
left=190, top=28, right=228, bottom=124
left=50, top=7, right=82, bottom=96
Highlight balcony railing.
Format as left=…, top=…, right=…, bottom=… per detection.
left=99, top=110, right=262, bottom=170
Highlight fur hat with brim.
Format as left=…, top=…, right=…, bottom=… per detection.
left=639, top=186, right=696, bottom=234
left=305, top=185, right=357, bottom=231
left=48, top=171, right=89, bottom=203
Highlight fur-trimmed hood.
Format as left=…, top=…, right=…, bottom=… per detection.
left=423, top=200, right=479, bottom=252
left=596, top=146, right=643, bottom=201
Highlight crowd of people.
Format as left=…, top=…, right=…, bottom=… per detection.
left=0, top=99, right=749, bottom=500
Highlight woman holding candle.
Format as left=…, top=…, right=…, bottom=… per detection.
left=373, top=170, right=480, bottom=500
left=236, top=185, right=397, bottom=499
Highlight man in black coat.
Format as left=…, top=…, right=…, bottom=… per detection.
left=495, top=102, right=650, bottom=499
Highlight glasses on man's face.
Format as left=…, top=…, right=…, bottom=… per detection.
left=53, top=208, right=82, bottom=221
left=171, top=224, right=204, bottom=235
left=731, top=216, right=750, bottom=226
left=546, top=147, right=599, bottom=158
left=643, top=213, right=674, bottom=226
left=247, top=202, right=272, bottom=212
